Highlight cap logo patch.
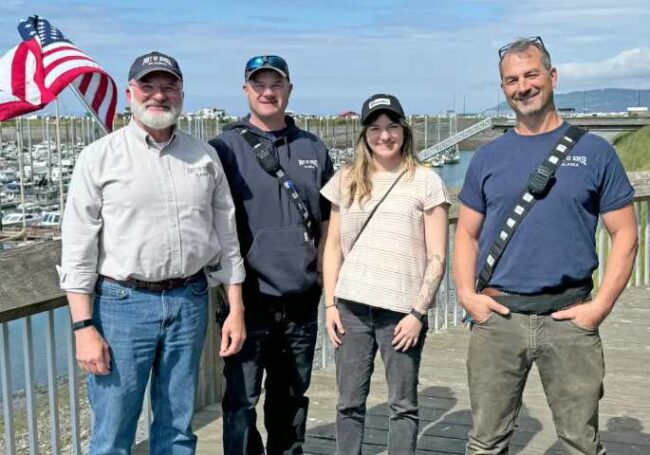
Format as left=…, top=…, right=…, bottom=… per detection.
left=143, top=55, right=172, bottom=66
left=368, top=98, right=391, bottom=109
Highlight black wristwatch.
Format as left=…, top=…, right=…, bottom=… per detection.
left=72, top=319, right=95, bottom=331
left=409, top=308, right=427, bottom=324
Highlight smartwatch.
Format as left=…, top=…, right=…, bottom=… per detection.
left=72, top=319, right=95, bottom=331
left=409, top=308, right=427, bottom=324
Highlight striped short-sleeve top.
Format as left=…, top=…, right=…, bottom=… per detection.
left=321, top=165, right=449, bottom=313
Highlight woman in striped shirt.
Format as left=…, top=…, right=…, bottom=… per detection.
left=321, top=93, right=450, bottom=454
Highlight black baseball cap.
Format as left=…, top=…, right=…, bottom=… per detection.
left=128, top=51, right=183, bottom=82
left=361, top=94, right=405, bottom=125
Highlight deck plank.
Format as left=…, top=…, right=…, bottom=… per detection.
left=180, top=287, right=650, bottom=454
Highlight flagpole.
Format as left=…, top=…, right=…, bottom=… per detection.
left=55, top=99, right=65, bottom=223
left=68, top=85, right=110, bottom=136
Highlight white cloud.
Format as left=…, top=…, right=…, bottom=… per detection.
left=558, top=48, right=650, bottom=88
left=1, top=0, right=650, bottom=114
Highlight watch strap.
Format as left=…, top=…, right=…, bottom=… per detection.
left=409, top=308, right=427, bottom=323
left=72, top=319, right=94, bottom=331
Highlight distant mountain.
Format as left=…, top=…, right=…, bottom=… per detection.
left=484, top=88, right=650, bottom=115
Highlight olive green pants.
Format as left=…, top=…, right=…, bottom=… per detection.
left=466, top=312, right=606, bottom=454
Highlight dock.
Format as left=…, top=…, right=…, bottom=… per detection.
left=2, top=172, right=649, bottom=454
left=169, top=288, right=650, bottom=454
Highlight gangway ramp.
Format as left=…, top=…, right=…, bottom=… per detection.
left=418, top=117, right=492, bottom=162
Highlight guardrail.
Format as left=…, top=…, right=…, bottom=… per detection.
left=1, top=172, right=649, bottom=453
left=0, top=242, right=222, bottom=453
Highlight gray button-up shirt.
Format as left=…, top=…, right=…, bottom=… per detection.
left=58, top=120, right=245, bottom=293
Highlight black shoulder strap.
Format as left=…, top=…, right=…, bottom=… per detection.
left=349, top=169, right=406, bottom=253
left=475, top=125, right=587, bottom=292
left=237, top=127, right=315, bottom=241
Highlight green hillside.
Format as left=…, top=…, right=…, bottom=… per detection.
left=614, top=125, right=650, bottom=172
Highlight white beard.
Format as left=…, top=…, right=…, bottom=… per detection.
left=129, top=96, right=182, bottom=130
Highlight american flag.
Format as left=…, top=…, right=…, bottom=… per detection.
left=0, top=15, right=117, bottom=131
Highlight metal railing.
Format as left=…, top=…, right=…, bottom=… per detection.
left=1, top=174, right=649, bottom=453
left=315, top=176, right=650, bottom=368
left=0, top=255, right=222, bottom=453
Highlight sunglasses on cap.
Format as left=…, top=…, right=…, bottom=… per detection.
left=498, top=36, right=546, bottom=60
left=245, top=55, right=290, bottom=80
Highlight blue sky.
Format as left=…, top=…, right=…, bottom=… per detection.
left=1, top=0, right=649, bottom=116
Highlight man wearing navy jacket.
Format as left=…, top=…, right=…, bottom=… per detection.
left=209, top=55, right=334, bottom=455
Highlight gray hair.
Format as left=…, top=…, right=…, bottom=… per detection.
left=499, top=38, right=552, bottom=73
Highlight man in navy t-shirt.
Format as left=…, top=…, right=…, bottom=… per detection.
left=454, top=37, right=637, bottom=454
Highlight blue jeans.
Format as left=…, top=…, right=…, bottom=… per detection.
left=222, top=291, right=320, bottom=455
left=87, top=276, right=209, bottom=455
left=335, top=299, right=426, bottom=455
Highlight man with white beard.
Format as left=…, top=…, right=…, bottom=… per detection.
left=58, top=51, right=246, bottom=454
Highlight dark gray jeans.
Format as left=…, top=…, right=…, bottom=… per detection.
left=222, top=293, right=320, bottom=455
left=335, top=299, right=425, bottom=455
left=466, top=311, right=606, bottom=454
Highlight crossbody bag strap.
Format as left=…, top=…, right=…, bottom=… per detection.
left=348, top=169, right=407, bottom=253
left=237, top=127, right=315, bottom=241
left=475, top=125, right=587, bottom=292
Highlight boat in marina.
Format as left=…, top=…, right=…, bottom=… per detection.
left=1, top=212, right=41, bottom=228
left=0, top=190, right=15, bottom=202
left=0, top=170, right=17, bottom=183
left=429, top=155, right=444, bottom=167
left=39, top=211, right=62, bottom=227
left=444, top=147, right=460, bottom=164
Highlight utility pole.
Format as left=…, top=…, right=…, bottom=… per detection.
left=424, top=115, right=428, bottom=148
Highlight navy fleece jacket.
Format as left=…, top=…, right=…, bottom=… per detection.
left=209, top=115, right=334, bottom=297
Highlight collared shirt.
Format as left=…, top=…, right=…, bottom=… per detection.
left=58, top=120, right=245, bottom=294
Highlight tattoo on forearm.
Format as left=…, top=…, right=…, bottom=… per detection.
left=414, top=254, right=445, bottom=313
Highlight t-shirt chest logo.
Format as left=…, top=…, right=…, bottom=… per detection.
left=561, top=155, right=588, bottom=167
left=298, top=159, right=318, bottom=169
left=186, top=164, right=214, bottom=177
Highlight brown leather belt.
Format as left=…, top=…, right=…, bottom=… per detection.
left=481, top=287, right=510, bottom=297
left=100, top=271, right=203, bottom=292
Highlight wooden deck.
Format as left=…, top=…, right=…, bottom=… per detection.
left=168, top=288, right=650, bottom=453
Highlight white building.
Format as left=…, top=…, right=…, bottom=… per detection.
left=196, top=108, right=227, bottom=119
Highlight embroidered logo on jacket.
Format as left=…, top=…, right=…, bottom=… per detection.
left=298, top=159, right=318, bottom=169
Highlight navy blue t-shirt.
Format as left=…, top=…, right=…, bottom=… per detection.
left=459, top=122, right=634, bottom=293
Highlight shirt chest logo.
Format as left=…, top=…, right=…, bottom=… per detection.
left=561, top=155, right=588, bottom=167
left=186, top=164, right=214, bottom=177
left=298, top=159, right=318, bottom=169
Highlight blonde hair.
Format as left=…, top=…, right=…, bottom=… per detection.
left=345, top=116, right=419, bottom=207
